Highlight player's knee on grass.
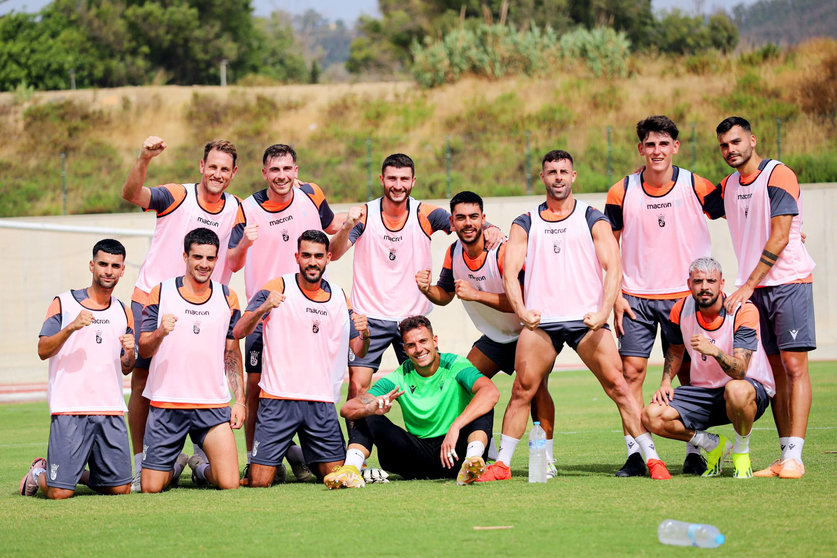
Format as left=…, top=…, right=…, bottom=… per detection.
left=45, top=486, right=75, bottom=500
left=248, top=464, right=276, bottom=488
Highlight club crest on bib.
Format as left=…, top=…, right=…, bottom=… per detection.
left=312, top=318, right=320, bottom=334
left=553, top=237, right=563, bottom=254
left=657, top=213, right=666, bottom=228
left=388, top=246, right=397, bottom=261
left=95, top=330, right=103, bottom=344
left=282, top=229, right=290, bottom=242
left=193, top=321, right=201, bottom=335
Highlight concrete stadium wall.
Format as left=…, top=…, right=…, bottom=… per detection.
left=2, top=184, right=835, bottom=385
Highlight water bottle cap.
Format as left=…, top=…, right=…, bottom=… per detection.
left=716, top=534, right=725, bottom=545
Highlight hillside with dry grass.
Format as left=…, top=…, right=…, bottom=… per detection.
left=1, top=39, right=835, bottom=217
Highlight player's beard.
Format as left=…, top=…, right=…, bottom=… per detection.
left=695, top=291, right=720, bottom=309
left=458, top=226, right=483, bottom=247
left=301, top=265, right=324, bottom=284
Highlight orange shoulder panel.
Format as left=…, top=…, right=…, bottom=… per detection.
left=155, top=183, right=187, bottom=217
left=669, top=297, right=687, bottom=325
left=693, top=174, right=717, bottom=204
left=605, top=180, right=626, bottom=206
left=44, top=297, right=61, bottom=320
left=768, top=164, right=800, bottom=200
left=226, top=288, right=240, bottom=312
left=733, top=302, right=760, bottom=333
left=304, top=182, right=327, bottom=208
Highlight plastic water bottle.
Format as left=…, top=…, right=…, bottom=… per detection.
left=528, top=421, right=547, bottom=483
left=657, top=519, right=725, bottom=548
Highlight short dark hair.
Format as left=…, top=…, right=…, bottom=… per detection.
left=184, top=227, right=219, bottom=254
left=716, top=116, right=752, bottom=136
left=542, top=149, right=574, bottom=169
left=92, top=238, right=126, bottom=259
left=399, top=315, right=434, bottom=339
left=450, top=190, right=483, bottom=213
left=636, top=115, right=679, bottom=142
left=203, top=139, right=237, bottom=167
left=381, top=153, right=415, bottom=177
left=262, top=143, right=297, bottom=166
left=297, top=229, right=329, bottom=251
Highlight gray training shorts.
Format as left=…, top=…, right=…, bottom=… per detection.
left=669, top=379, right=770, bottom=431
left=46, top=414, right=132, bottom=490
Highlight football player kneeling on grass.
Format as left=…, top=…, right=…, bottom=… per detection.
left=642, top=258, right=776, bottom=479
left=324, top=316, right=499, bottom=488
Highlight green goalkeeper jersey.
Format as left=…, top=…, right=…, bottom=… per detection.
left=368, top=352, right=484, bottom=439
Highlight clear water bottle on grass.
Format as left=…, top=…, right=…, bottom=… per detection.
left=528, top=421, right=547, bottom=483
left=657, top=519, right=725, bottom=548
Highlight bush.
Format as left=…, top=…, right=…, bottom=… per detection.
left=559, top=27, right=631, bottom=78
left=410, top=23, right=560, bottom=88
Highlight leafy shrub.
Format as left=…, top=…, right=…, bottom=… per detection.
left=411, top=23, right=560, bottom=87
left=559, top=27, right=631, bottom=78
left=738, top=43, right=782, bottom=66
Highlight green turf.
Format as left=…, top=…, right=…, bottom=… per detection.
left=1, top=363, right=835, bottom=556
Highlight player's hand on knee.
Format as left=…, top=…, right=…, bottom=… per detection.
left=651, top=383, right=674, bottom=406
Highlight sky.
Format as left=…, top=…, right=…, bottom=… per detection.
left=0, top=0, right=758, bottom=20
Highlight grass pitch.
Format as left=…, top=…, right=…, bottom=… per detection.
left=1, top=363, right=835, bottom=556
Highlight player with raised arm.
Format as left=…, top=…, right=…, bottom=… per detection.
left=415, top=190, right=556, bottom=476
left=20, top=240, right=135, bottom=499
left=479, top=150, right=671, bottom=482
left=643, top=257, right=775, bottom=478
left=605, top=116, right=725, bottom=477
left=324, top=315, right=499, bottom=488
left=233, top=230, right=369, bottom=487
left=715, top=116, right=816, bottom=479
left=121, top=136, right=243, bottom=491
left=138, top=228, right=245, bottom=492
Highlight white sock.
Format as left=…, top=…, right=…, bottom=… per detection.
left=487, top=435, right=499, bottom=461
left=685, top=442, right=701, bottom=456
left=134, top=453, right=143, bottom=473
left=466, top=441, right=486, bottom=459
left=344, top=448, right=365, bottom=470
left=496, top=435, right=520, bottom=465
left=545, top=438, right=555, bottom=463
left=192, top=443, right=207, bottom=460
left=785, top=437, right=804, bottom=461
left=733, top=431, right=750, bottom=454
left=32, top=467, right=46, bottom=481
left=635, top=433, right=660, bottom=461
left=625, top=435, right=640, bottom=457
left=689, top=430, right=720, bottom=452
left=779, top=436, right=790, bottom=459
left=246, top=451, right=252, bottom=464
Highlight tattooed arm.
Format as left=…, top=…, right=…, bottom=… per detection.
left=691, top=335, right=752, bottom=380
left=651, top=344, right=684, bottom=405
left=225, top=338, right=246, bottom=429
